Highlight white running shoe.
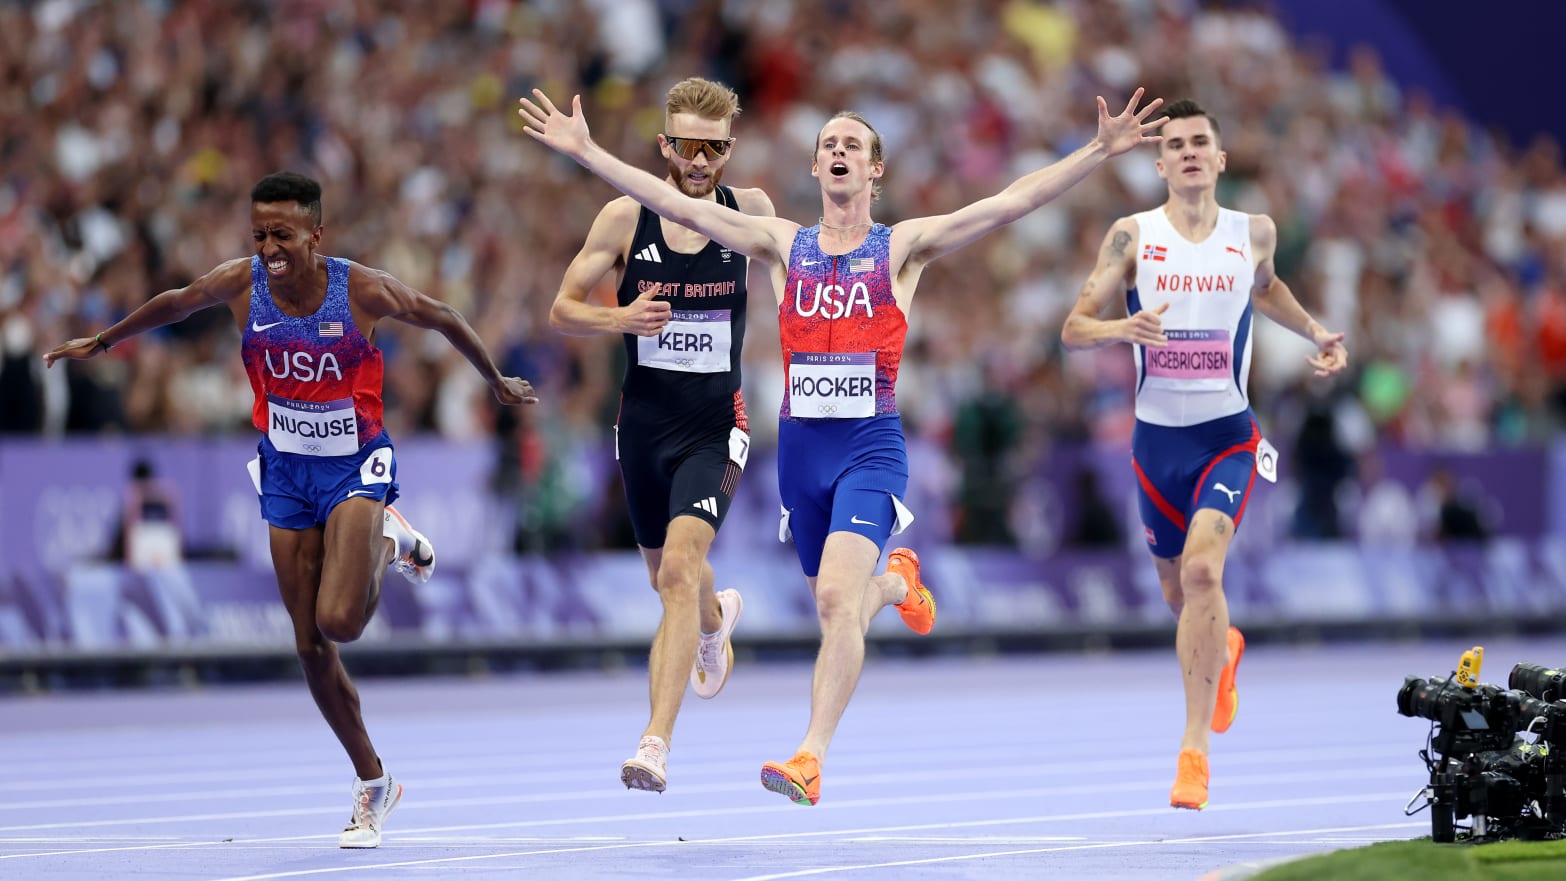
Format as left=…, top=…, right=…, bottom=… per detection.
left=620, top=735, right=668, bottom=793
left=338, top=774, right=402, bottom=848
left=690, top=588, right=743, bottom=699
left=384, top=506, right=435, bottom=584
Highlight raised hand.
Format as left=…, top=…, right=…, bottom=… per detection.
left=518, top=90, right=591, bottom=160
left=1306, top=330, right=1348, bottom=378
left=620, top=284, right=672, bottom=336
left=1096, top=88, right=1167, bottom=158
left=1122, top=301, right=1170, bottom=347
left=492, top=377, right=541, bottom=406
left=44, top=336, right=107, bottom=368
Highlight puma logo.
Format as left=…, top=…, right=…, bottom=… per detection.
left=1225, top=245, right=1247, bottom=260
left=1213, top=483, right=1242, bottom=503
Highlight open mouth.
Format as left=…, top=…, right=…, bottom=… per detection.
left=830, top=162, right=849, bottom=177
left=266, top=257, right=288, bottom=275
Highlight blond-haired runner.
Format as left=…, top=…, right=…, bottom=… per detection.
left=547, top=78, right=775, bottom=792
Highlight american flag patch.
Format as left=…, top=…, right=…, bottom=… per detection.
left=318, top=321, right=343, bottom=337
left=1142, top=244, right=1167, bottom=262
left=849, top=257, right=874, bottom=273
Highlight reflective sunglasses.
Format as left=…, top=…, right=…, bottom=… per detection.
left=664, top=135, right=734, bottom=160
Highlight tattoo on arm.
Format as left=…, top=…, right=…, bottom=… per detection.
left=1109, top=230, right=1130, bottom=259
left=1215, top=520, right=1228, bottom=536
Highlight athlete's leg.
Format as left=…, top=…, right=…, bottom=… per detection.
left=642, top=514, right=717, bottom=744
left=797, top=530, right=883, bottom=761
left=315, top=496, right=396, bottom=642
left=1174, top=509, right=1236, bottom=755
left=272, top=522, right=383, bottom=781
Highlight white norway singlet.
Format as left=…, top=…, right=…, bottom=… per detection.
left=1129, top=206, right=1258, bottom=427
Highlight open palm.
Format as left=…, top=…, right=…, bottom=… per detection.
left=1096, top=88, right=1167, bottom=157
left=518, top=90, right=591, bottom=159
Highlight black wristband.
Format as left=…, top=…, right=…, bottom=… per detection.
left=95, top=332, right=112, bottom=351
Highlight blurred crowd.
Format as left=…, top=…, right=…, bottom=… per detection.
left=1, top=0, right=1560, bottom=546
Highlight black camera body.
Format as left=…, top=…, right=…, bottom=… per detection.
left=1397, top=668, right=1566, bottom=843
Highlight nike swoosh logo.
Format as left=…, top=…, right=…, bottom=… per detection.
left=802, top=775, right=818, bottom=786
left=849, top=515, right=878, bottom=526
left=251, top=320, right=284, bottom=332
left=801, top=260, right=820, bottom=266
left=346, top=489, right=377, bottom=497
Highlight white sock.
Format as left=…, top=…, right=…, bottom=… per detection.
left=358, top=771, right=389, bottom=789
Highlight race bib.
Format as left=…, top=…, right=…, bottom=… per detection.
left=1255, top=437, right=1279, bottom=483
left=728, top=426, right=750, bottom=468
left=266, top=395, right=359, bottom=456
left=637, top=310, right=732, bottom=373
left=1145, top=329, right=1233, bottom=380
left=789, top=352, right=875, bottom=418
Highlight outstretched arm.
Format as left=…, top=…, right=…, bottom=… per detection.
left=356, top=265, right=539, bottom=405
left=550, top=197, right=671, bottom=338
left=898, top=90, right=1166, bottom=266
left=44, top=258, right=251, bottom=366
left=1061, top=218, right=1170, bottom=350
left=1249, top=215, right=1347, bottom=377
left=519, top=90, right=795, bottom=266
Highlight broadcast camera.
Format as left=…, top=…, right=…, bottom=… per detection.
left=1397, top=649, right=1566, bottom=843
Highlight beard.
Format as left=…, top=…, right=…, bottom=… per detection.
left=667, top=158, right=724, bottom=198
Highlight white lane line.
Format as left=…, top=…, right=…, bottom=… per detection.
left=0, top=790, right=1411, bottom=863
left=191, top=793, right=1421, bottom=881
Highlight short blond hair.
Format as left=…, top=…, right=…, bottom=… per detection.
left=665, top=77, right=741, bottom=128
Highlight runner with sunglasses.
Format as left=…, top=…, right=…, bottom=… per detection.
left=523, top=86, right=1165, bottom=806
left=546, top=78, right=776, bottom=793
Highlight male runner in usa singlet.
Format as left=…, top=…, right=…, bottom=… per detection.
left=1062, top=100, right=1347, bottom=810
left=548, top=78, right=775, bottom=793
left=45, top=172, right=538, bottom=847
left=521, top=86, right=1166, bottom=805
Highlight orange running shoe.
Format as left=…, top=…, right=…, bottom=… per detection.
left=888, top=548, right=935, bottom=635
left=1212, top=626, right=1245, bottom=734
left=1169, top=748, right=1209, bottom=810
left=760, top=751, right=821, bottom=806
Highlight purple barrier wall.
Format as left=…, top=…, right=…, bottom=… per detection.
left=5, top=540, right=1565, bottom=656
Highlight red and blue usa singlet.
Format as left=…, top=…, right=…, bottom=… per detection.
left=240, top=255, right=385, bottom=456
left=778, top=224, right=905, bottom=420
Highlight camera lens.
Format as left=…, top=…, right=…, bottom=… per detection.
left=1398, top=676, right=1447, bottom=720
left=1509, top=663, right=1566, bottom=702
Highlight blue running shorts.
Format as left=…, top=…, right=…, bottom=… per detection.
left=777, top=414, right=912, bottom=577
left=1131, top=410, right=1260, bottom=558
left=249, top=432, right=400, bottom=530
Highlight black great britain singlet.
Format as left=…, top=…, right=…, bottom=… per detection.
left=616, top=185, right=749, bottom=434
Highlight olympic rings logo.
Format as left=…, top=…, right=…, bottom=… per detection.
left=303, top=443, right=323, bottom=453
left=817, top=404, right=838, bottom=415
left=668, top=358, right=695, bottom=367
